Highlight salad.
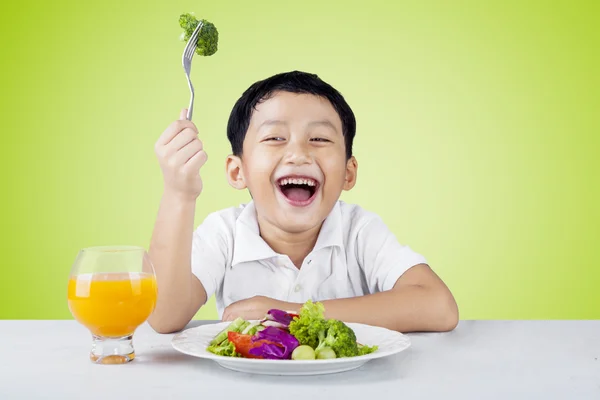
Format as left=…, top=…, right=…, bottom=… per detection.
left=207, top=300, right=378, bottom=360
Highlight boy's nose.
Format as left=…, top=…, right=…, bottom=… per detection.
left=285, top=142, right=312, bottom=165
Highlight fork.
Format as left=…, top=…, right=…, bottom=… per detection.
left=181, top=21, right=204, bottom=121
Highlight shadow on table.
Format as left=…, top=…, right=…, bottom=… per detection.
left=137, top=320, right=219, bottom=366
left=226, top=351, right=414, bottom=386
left=143, top=350, right=413, bottom=385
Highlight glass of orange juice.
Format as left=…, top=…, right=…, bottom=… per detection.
left=67, top=246, right=157, bottom=364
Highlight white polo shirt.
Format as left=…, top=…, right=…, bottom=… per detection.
left=191, top=200, right=427, bottom=318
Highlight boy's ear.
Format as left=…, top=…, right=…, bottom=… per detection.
left=225, top=155, right=247, bottom=190
left=343, top=156, right=358, bottom=191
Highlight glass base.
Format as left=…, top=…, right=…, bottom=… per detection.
left=90, top=334, right=135, bottom=364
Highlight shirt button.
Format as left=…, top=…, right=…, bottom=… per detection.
left=294, top=284, right=302, bottom=293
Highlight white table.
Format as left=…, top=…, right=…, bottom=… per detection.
left=0, top=320, right=598, bottom=399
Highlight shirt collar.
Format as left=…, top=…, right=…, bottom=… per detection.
left=231, top=201, right=344, bottom=267
left=231, top=201, right=278, bottom=266
left=311, top=201, right=344, bottom=253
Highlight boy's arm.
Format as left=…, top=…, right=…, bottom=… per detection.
left=319, top=263, right=458, bottom=332
left=147, top=193, right=207, bottom=333
left=222, top=214, right=458, bottom=332
left=319, top=215, right=459, bottom=332
left=147, top=109, right=209, bottom=334
left=222, top=264, right=458, bottom=332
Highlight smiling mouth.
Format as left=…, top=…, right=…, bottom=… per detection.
left=276, top=177, right=320, bottom=206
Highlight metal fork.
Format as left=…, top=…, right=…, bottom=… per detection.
left=181, top=21, right=204, bottom=121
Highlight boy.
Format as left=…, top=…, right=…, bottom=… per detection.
left=148, top=71, right=458, bottom=334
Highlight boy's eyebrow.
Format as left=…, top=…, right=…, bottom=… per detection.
left=307, top=120, right=338, bottom=133
left=258, top=120, right=287, bottom=130
left=258, top=119, right=338, bottom=132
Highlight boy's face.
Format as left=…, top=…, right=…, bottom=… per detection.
left=226, top=91, right=357, bottom=234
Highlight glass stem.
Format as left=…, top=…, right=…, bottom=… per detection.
left=90, top=334, right=135, bottom=364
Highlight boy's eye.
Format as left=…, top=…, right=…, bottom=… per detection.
left=310, top=137, right=331, bottom=142
left=264, top=137, right=285, bottom=142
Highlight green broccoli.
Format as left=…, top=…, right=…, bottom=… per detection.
left=289, top=300, right=377, bottom=358
left=315, top=319, right=359, bottom=358
left=358, top=343, right=378, bottom=356
left=178, top=13, right=218, bottom=56
left=288, top=300, right=328, bottom=349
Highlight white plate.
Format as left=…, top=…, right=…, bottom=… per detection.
left=171, top=321, right=411, bottom=375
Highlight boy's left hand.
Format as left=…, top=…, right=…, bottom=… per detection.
left=222, top=296, right=295, bottom=322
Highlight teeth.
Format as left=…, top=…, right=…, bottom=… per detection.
left=279, top=178, right=317, bottom=186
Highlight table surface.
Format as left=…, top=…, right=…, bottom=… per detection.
left=0, top=320, right=598, bottom=399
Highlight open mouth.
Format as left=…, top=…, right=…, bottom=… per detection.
left=276, top=176, right=319, bottom=206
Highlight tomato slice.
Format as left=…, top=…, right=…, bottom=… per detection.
left=227, top=331, right=281, bottom=359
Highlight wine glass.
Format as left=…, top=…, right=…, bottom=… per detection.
left=67, top=246, right=157, bottom=364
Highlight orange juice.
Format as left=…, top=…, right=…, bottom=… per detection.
left=68, top=272, right=157, bottom=338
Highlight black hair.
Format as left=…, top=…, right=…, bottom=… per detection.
left=226, top=71, right=356, bottom=159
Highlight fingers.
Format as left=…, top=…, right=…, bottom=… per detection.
left=164, top=128, right=198, bottom=154
left=168, top=139, right=204, bottom=167
left=156, top=119, right=198, bottom=147
left=225, top=312, right=237, bottom=322
left=154, top=109, right=205, bottom=198
left=183, top=149, right=208, bottom=173
left=179, top=108, right=188, bottom=120
left=222, top=310, right=231, bottom=322
left=222, top=305, right=238, bottom=322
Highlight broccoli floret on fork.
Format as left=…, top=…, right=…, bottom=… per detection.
left=179, top=13, right=218, bottom=56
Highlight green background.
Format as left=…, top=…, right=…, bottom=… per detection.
left=1, top=0, right=598, bottom=320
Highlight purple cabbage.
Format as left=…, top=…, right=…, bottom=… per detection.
left=265, top=309, right=294, bottom=327
left=249, top=342, right=287, bottom=359
left=249, top=326, right=299, bottom=359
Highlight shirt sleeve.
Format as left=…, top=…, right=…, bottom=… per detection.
left=356, top=215, right=428, bottom=293
left=191, top=212, right=230, bottom=299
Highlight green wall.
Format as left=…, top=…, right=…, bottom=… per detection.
left=1, top=0, right=598, bottom=320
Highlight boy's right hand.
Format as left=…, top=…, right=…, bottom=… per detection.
left=154, top=109, right=208, bottom=201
